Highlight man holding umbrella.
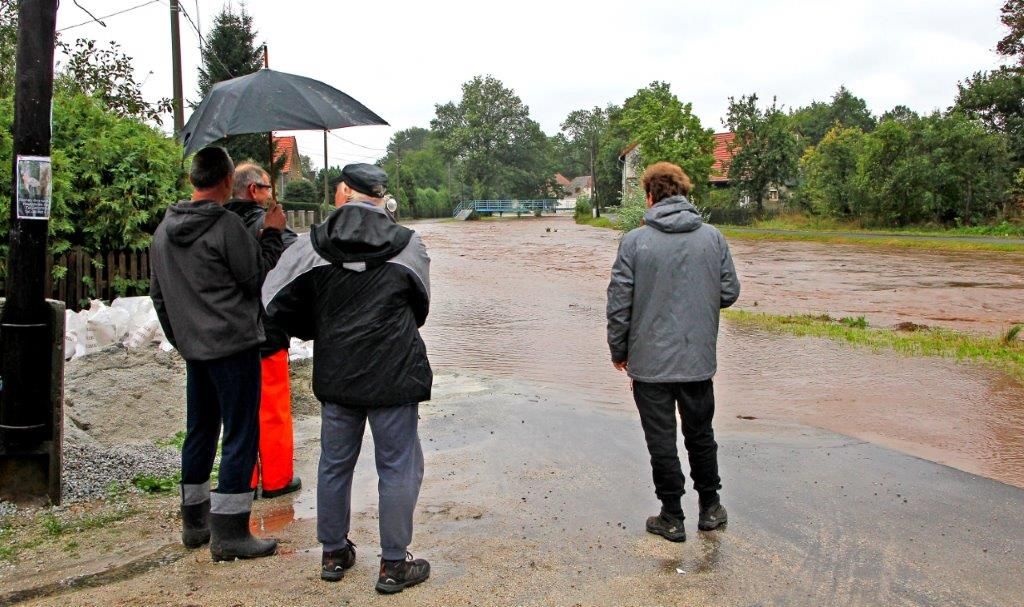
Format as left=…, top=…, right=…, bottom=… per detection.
left=225, top=162, right=302, bottom=500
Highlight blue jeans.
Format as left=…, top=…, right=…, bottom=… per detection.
left=181, top=347, right=261, bottom=497
left=317, top=402, right=424, bottom=560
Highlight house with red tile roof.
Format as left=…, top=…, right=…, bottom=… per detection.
left=620, top=133, right=738, bottom=194
left=272, top=135, right=303, bottom=193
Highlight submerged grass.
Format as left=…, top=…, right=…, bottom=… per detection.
left=723, top=309, right=1024, bottom=382
left=719, top=227, right=1024, bottom=253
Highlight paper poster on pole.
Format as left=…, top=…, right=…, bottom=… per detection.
left=16, top=155, right=53, bottom=220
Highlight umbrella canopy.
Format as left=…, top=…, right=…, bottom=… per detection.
left=180, top=68, right=388, bottom=155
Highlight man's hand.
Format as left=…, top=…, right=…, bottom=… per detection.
left=264, top=201, right=286, bottom=232
left=613, top=360, right=628, bottom=372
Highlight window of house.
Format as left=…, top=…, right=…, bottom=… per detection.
left=768, top=188, right=779, bottom=201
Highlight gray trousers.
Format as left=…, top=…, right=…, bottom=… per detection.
left=318, top=402, right=424, bottom=560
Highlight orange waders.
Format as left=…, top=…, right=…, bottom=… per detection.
left=251, top=349, right=294, bottom=492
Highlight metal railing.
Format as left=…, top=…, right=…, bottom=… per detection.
left=452, top=199, right=559, bottom=217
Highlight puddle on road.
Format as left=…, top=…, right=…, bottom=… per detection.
left=411, top=218, right=1024, bottom=488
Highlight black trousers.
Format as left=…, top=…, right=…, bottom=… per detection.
left=181, top=347, right=261, bottom=495
left=632, top=379, right=721, bottom=505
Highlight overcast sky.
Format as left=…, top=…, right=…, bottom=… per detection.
left=54, top=0, right=1006, bottom=170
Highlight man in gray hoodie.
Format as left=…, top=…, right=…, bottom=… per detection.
left=606, top=161, right=740, bottom=542
left=150, top=146, right=286, bottom=561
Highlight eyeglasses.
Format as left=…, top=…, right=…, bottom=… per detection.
left=254, top=183, right=272, bottom=190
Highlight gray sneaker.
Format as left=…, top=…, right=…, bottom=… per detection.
left=698, top=502, right=728, bottom=531
left=646, top=511, right=686, bottom=542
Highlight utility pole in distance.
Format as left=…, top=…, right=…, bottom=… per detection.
left=0, top=0, right=64, bottom=506
left=169, top=0, right=185, bottom=137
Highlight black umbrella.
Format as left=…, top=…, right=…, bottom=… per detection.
left=180, top=68, right=388, bottom=197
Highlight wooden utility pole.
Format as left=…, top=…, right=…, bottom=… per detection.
left=169, top=0, right=184, bottom=137
left=0, top=0, right=63, bottom=505
left=323, top=130, right=329, bottom=204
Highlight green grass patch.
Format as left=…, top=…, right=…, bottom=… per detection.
left=743, top=213, right=1024, bottom=238
left=37, top=508, right=141, bottom=537
left=132, top=472, right=182, bottom=494
left=720, top=227, right=1024, bottom=253
left=576, top=216, right=616, bottom=229
left=156, top=430, right=187, bottom=451
left=723, top=310, right=1024, bottom=381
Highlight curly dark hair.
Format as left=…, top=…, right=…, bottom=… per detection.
left=641, top=161, right=693, bottom=202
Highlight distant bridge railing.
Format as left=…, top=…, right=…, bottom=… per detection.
left=452, top=199, right=559, bottom=217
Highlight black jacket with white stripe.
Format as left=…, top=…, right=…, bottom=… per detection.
left=262, top=201, right=432, bottom=408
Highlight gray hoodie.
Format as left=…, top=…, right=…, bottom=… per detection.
left=606, top=195, right=740, bottom=382
left=150, top=200, right=282, bottom=361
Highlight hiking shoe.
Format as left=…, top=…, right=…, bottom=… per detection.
left=375, top=553, right=430, bottom=594
left=698, top=502, right=728, bottom=531
left=321, top=540, right=356, bottom=582
left=261, top=477, right=302, bottom=499
left=646, top=511, right=686, bottom=542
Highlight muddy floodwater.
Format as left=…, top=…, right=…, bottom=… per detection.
left=415, top=216, right=1024, bottom=487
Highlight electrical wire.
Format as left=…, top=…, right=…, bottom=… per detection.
left=329, top=131, right=386, bottom=151
left=58, top=0, right=161, bottom=32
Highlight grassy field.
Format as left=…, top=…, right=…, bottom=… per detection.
left=719, top=227, right=1024, bottom=252
left=724, top=309, right=1024, bottom=381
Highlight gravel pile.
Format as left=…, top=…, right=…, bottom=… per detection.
left=60, top=423, right=180, bottom=503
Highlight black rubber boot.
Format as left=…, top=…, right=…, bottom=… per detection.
left=181, top=500, right=210, bottom=548
left=375, top=554, right=430, bottom=594
left=209, top=511, right=278, bottom=562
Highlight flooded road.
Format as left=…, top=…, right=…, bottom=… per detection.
left=415, top=216, right=1024, bottom=487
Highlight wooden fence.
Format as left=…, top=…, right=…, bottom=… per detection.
left=0, top=248, right=151, bottom=311
left=0, top=212, right=324, bottom=311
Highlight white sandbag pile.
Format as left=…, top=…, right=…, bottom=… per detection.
left=63, top=296, right=316, bottom=361
left=63, top=297, right=172, bottom=361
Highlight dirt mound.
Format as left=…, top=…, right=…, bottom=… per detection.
left=65, top=345, right=186, bottom=446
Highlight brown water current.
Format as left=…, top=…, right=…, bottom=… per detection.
left=414, top=216, right=1024, bottom=488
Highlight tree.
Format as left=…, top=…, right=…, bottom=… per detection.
left=378, top=128, right=450, bottom=218
left=196, top=5, right=272, bottom=170
left=800, top=126, right=866, bottom=217
left=618, top=82, right=715, bottom=198
left=561, top=106, right=608, bottom=212
left=723, top=94, right=802, bottom=212
left=956, top=68, right=1024, bottom=165
left=997, top=0, right=1024, bottom=65
left=431, top=75, right=553, bottom=199
left=55, top=38, right=172, bottom=124
left=791, top=86, right=876, bottom=146
left=0, top=0, right=16, bottom=98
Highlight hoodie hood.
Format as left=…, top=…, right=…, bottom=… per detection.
left=311, top=201, right=413, bottom=267
left=643, top=195, right=703, bottom=234
left=163, top=200, right=227, bottom=246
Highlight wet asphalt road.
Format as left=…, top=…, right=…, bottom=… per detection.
left=18, top=373, right=1024, bottom=606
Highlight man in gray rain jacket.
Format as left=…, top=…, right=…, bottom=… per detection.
left=606, top=161, right=740, bottom=543
left=262, top=163, right=432, bottom=594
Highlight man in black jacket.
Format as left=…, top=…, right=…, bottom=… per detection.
left=263, top=164, right=431, bottom=594
left=150, top=147, right=285, bottom=561
left=225, top=162, right=301, bottom=499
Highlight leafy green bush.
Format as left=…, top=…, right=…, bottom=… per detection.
left=617, top=188, right=647, bottom=233
left=0, top=93, right=186, bottom=276
left=574, top=194, right=592, bottom=220
left=283, top=178, right=317, bottom=202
